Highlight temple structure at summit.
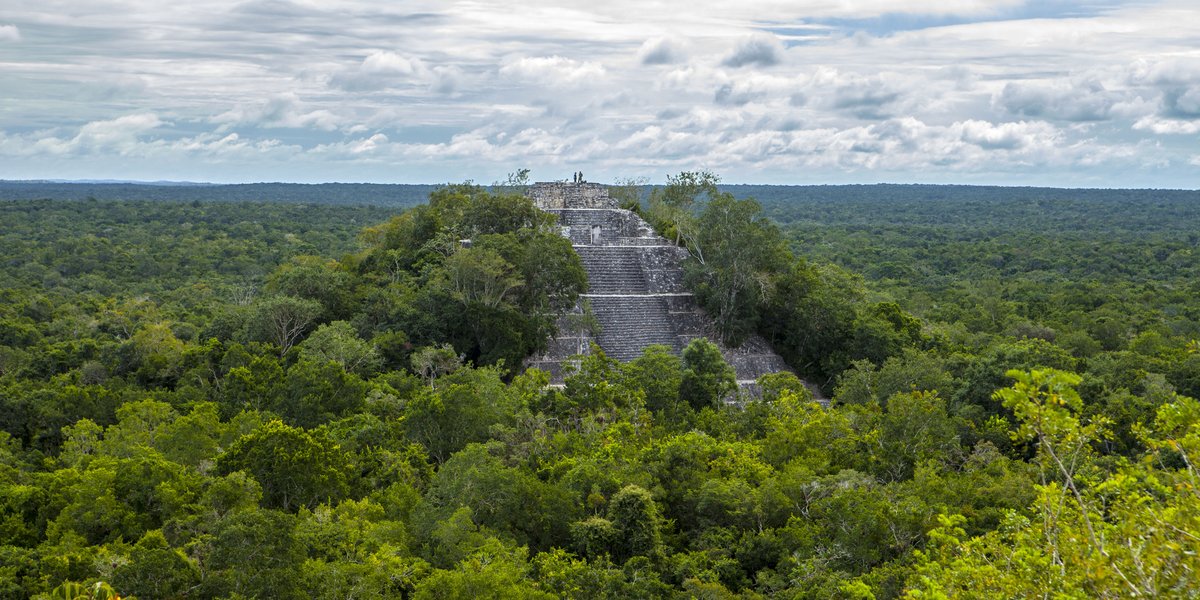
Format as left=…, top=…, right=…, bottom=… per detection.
left=523, top=181, right=793, bottom=391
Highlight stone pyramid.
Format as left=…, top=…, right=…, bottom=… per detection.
left=523, top=181, right=793, bottom=390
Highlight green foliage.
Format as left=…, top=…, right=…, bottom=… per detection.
left=908, top=371, right=1200, bottom=598
left=561, top=344, right=630, bottom=422
left=680, top=338, right=737, bottom=410
left=413, top=541, right=555, bottom=600
left=687, top=194, right=790, bottom=344
left=298, top=320, right=381, bottom=376
left=606, top=485, right=664, bottom=563
left=647, top=170, right=720, bottom=248
left=355, top=185, right=585, bottom=372
left=4, top=183, right=1199, bottom=598
left=267, top=255, right=355, bottom=321
left=273, top=359, right=368, bottom=428
left=215, top=420, right=352, bottom=511
left=422, top=443, right=575, bottom=553
left=43, top=581, right=123, bottom=600
left=402, top=365, right=518, bottom=463
left=111, top=529, right=200, bottom=599
left=835, top=350, right=955, bottom=408
left=622, top=344, right=683, bottom=416
left=204, top=508, right=305, bottom=599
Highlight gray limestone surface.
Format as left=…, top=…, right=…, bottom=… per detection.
left=523, top=181, right=794, bottom=391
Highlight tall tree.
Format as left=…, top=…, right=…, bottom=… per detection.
left=680, top=338, right=737, bottom=410
left=215, top=420, right=351, bottom=511
left=688, top=194, right=789, bottom=344
left=248, top=295, right=323, bottom=357
left=648, top=170, right=720, bottom=250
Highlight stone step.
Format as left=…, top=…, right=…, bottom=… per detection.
left=575, top=246, right=649, bottom=294
left=586, top=295, right=680, bottom=360
left=615, top=237, right=672, bottom=246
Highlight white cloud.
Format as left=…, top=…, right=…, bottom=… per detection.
left=499, top=55, right=606, bottom=86
left=309, top=133, right=393, bottom=159
left=84, top=75, right=150, bottom=101
left=1162, top=86, right=1200, bottom=118
left=1127, top=57, right=1200, bottom=86
left=49, top=113, right=166, bottom=156
left=0, top=0, right=1198, bottom=186
left=0, top=113, right=163, bottom=157
left=722, top=34, right=784, bottom=68
left=638, top=37, right=686, bottom=65
left=956, top=119, right=1057, bottom=150
left=327, top=51, right=462, bottom=93
left=211, top=93, right=341, bottom=131
left=714, top=83, right=761, bottom=106
left=361, top=51, right=423, bottom=76
left=830, top=75, right=902, bottom=119
left=1133, top=116, right=1200, bottom=135
left=997, top=78, right=1116, bottom=122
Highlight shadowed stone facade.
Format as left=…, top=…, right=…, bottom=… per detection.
left=523, top=181, right=794, bottom=392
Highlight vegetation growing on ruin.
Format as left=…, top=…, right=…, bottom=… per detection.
left=0, top=179, right=1198, bottom=598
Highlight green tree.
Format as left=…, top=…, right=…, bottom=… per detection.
left=875, top=390, right=959, bottom=482
left=203, top=508, right=305, bottom=599
left=272, top=358, right=370, bottom=428
left=610, top=176, right=649, bottom=212
left=834, top=349, right=956, bottom=408
left=297, top=320, right=380, bottom=376
left=110, top=529, right=199, bottom=600
left=491, top=167, right=531, bottom=196
left=688, top=194, right=789, bottom=344
left=267, top=255, right=354, bottom=321
left=561, top=344, right=628, bottom=424
left=413, top=541, right=555, bottom=600
left=410, top=343, right=462, bottom=388
left=648, top=170, right=720, bottom=248
left=422, top=443, right=575, bottom=552
left=680, top=338, right=737, bottom=410
left=906, top=371, right=1200, bottom=597
left=215, top=420, right=351, bottom=511
left=125, top=322, right=186, bottom=386
left=463, top=188, right=551, bottom=235
left=402, top=366, right=516, bottom=462
left=437, top=247, right=523, bottom=309
left=622, top=344, right=683, bottom=417
left=607, top=485, right=664, bottom=563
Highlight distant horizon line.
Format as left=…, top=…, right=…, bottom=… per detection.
left=3, top=179, right=1197, bottom=192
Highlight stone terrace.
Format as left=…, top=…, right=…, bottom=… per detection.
left=523, top=181, right=794, bottom=392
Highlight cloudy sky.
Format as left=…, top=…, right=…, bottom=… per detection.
left=1, top=1, right=1198, bottom=187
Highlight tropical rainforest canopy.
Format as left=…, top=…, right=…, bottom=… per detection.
left=0, top=177, right=1198, bottom=599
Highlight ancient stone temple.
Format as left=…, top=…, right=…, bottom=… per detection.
left=524, top=181, right=793, bottom=390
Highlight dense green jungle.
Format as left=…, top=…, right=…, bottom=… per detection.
left=1, top=177, right=1199, bottom=599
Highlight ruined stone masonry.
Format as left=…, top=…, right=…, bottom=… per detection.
left=524, top=181, right=793, bottom=390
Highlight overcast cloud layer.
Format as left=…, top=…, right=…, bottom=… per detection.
left=1, top=0, right=1198, bottom=186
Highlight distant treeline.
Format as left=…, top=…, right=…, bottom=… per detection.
left=0, top=181, right=439, bottom=206
left=727, top=184, right=1200, bottom=237
left=5, top=181, right=1197, bottom=220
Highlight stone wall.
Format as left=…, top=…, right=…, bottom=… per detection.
left=555, top=209, right=646, bottom=245
left=528, top=182, right=615, bottom=210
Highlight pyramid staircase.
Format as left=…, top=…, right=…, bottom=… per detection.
left=523, top=182, right=796, bottom=394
